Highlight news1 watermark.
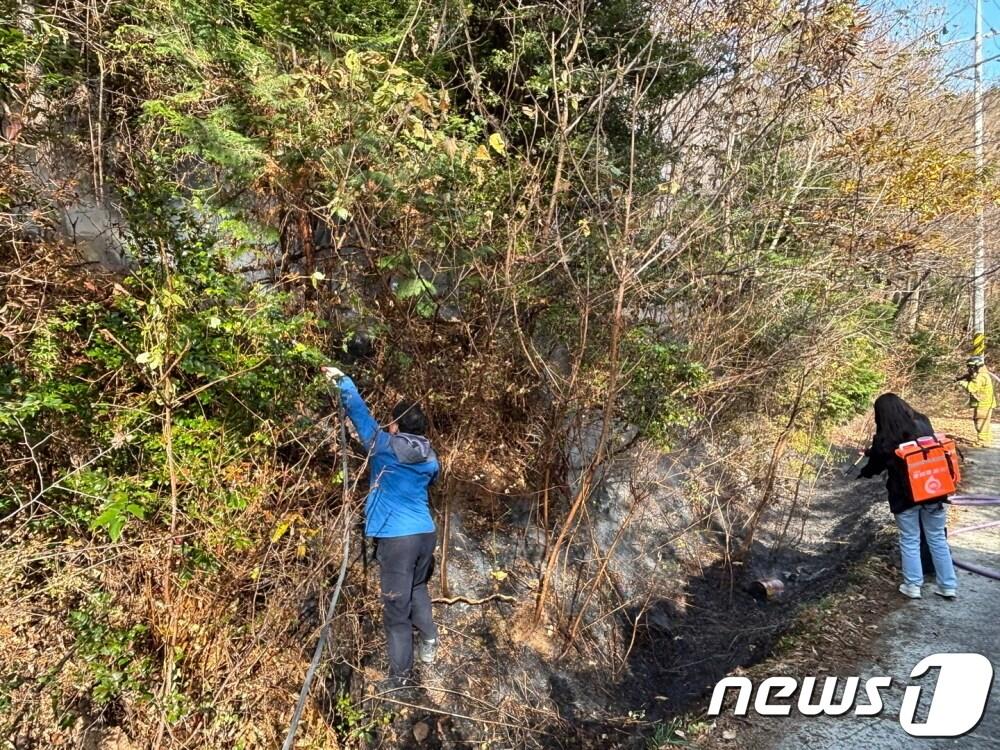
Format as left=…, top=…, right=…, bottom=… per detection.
left=707, top=652, right=994, bottom=738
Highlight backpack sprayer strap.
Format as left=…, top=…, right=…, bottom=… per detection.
left=944, top=450, right=957, bottom=488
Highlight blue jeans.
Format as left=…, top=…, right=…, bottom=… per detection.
left=895, top=503, right=957, bottom=589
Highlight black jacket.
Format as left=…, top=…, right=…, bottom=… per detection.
left=859, top=416, right=943, bottom=514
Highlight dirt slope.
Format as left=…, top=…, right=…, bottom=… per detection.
left=702, top=442, right=1000, bottom=750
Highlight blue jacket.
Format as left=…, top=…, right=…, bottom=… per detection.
left=337, top=377, right=438, bottom=538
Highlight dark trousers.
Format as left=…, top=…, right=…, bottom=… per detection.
left=375, top=532, right=438, bottom=678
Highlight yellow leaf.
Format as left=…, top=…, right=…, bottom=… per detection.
left=473, top=144, right=492, bottom=162
left=344, top=50, right=362, bottom=75
left=271, top=518, right=292, bottom=543
left=411, top=91, right=434, bottom=114
left=488, top=132, right=506, bottom=154
left=491, top=569, right=508, bottom=581
left=657, top=180, right=681, bottom=195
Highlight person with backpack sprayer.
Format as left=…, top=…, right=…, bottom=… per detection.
left=957, top=355, right=997, bottom=447
left=321, top=366, right=440, bottom=691
left=857, top=393, right=959, bottom=600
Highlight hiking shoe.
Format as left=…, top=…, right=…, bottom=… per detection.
left=898, top=583, right=922, bottom=599
left=933, top=585, right=957, bottom=599
left=416, top=638, right=438, bottom=665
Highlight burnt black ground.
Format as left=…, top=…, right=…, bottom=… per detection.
left=742, top=446, right=1000, bottom=750
left=612, top=449, right=891, bottom=732
left=356, top=442, right=901, bottom=748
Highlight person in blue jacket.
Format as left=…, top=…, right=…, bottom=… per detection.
left=322, top=366, right=440, bottom=685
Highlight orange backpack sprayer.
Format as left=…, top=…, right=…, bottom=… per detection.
left=894, top=434, right=961, bottom=503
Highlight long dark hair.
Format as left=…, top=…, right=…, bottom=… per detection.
left=872, top=393, right=933, bottom=454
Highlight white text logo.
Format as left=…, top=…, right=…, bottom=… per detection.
left=707, top=652, right=993, bottom=738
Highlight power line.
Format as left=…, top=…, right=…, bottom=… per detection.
left=942, top=29, right=1000, bottom=47
left=974, top=0, right=986, bottom=356
left=944, top=49, right=1000, bottom=76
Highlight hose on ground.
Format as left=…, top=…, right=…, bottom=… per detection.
left=948, top=496, right=1000, bottom=581
left=951, top=495, right=1000, bottom=505
left=951, top=520, right=1000, bottom=535
left=282, top=386, right=353, bottom=750
left=952, top=558, right=1000, bottom=581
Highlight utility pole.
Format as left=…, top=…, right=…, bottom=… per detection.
left=974, top=0, right=987, bottom=356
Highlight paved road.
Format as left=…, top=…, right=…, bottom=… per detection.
left=757, top=446, right=1000, bottom=749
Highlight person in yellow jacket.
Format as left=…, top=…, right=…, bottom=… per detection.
left=961, top=355, right=997, bottom=447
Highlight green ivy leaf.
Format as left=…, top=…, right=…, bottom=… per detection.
left=108, top=517, right=125, bottom=542
left=395, top=277, right=436, bottom=300
left=92, top=506, right=120, bottom=528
